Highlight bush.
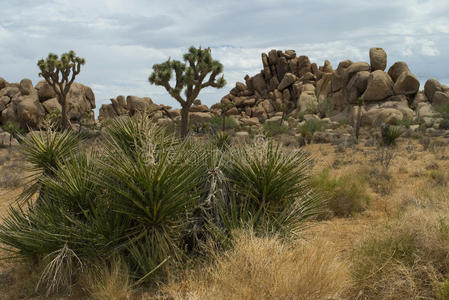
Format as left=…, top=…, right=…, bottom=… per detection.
left=210, top=115, right=239, bottom=131
left=311, top=168, right=370, bottom=217
left=263, top=121, right=289, bottom=136
left=380, top=124, right=402, bottom=146
left=297, top=119, right=326, bottom=144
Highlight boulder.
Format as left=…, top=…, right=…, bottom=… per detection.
left=361, top=107, right=403, bottom=126
left=0, top=86, right=20, bottom=99
left=225, top=107, right=239, bottom=116
left=347, top=71, right=370, bottom=93
left=240, top=117, right=259, bottom=126
left=393, top=72, right=419, bottom=95
left=19, top=79, right=35, bottom=96
left=0, top=77, right=7, bottom=90
left=417, top=102, right=437, bottom=118
left=0, top=132, right=19, bottom=147
left=15, top=94, right=46, bottom=129
left=190, top=112, right=213, bottom=124
left=126, top=96, right=153, bottom=116
left=433, top=91, right=449, bottom=107
left=344, top=62, right=370, bottom=85
left=331, top=60, right=353, bottom=92
left=331, top=89, right=347, bottom=111
left=362, top=70, right=394, bottom=102
left=297, top=92, right=318, bottom=112
left=369, top=47, right=387, bottom=71
left=388, top=62, right=411, bottom=82
left=424, top=79, right=441, bottom=101
left=35, top=80, right=57, bottom=101
left=316, top=73, right=332, bottom=102
left=413, top=91, right=428, bottom=105
left=66, top=83, right=96, bottom=122
left=111, top=96, right=128, bottom=115
left=0, top=96, right=10, bottom=112
left=251, top=73, right=267, bottom=96
left=99, top=104, right=117, bottom=121
left=277, top=73, right=297, bottom=90
left=190, top=104, right=209, bottom=112
left=42, top=97, right=62, bottom=113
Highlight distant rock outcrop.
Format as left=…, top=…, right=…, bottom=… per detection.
left=0, top=77, right=96, bottom=130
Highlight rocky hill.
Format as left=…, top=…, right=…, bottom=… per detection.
left=0, top=77, right=95, bottom=130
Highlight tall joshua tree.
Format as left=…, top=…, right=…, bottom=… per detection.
left=149, top=46, right=226, bottom=138
left=37, top=51, right=85, bottom=130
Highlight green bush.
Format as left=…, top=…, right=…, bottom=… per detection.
left=263, top=122, right=289, bottom=136
left=311, top=168, right=370, bottom=217
left=380, top=124, right=402, bottom=146
left=210, top=116, right=239, bottom=131
left=298, top=119, right=326, bottom=143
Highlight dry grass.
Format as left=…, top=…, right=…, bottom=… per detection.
left=83, top=257, right=134, bottom=300
left=162, top=231, right=351, bottom=300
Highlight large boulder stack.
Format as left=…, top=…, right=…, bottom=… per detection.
left=218, top=47, right=437, bottom=127
left=0, top=77, right=96, bottom=130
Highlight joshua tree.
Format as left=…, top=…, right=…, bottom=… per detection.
left=149, top=46, right=226, bottom=138
left=37, top=51, right=85, bottom=130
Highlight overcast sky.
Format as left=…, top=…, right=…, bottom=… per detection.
left=1, top=0, right=448, bottom=115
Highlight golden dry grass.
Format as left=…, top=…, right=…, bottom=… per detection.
left=162, top=231, right=351, bottom=300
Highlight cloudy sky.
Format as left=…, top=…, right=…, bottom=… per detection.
left=1, top=0, right=448, bottom=115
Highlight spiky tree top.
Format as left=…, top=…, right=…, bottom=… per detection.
left=37, top=51, right=85, bottom=101
left=148, top=46, right=226, bottom=107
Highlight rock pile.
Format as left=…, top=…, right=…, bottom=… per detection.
left=99, top=96, right=215, bottom=126
left=0, top=77, right=96, bottom=130
left=216, top=47, right=449, bottom=128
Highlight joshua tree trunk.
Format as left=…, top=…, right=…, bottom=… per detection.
left=60, top=95, right=70, bottom=130
left=355, top=104, right=362, bottom=143
left=180, top=105, right=190, bottom=138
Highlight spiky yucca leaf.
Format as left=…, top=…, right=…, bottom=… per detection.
left=19, top=129, right=81, bottom=202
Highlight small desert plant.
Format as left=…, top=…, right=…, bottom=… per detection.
left=380, top=124, right=402, bottom=146
left=212, top=131, right=231, bottom=150
left=210, top=115, right=239, bottom=131
left=298, top=119, right=326, bottom=144
left=263, top=121, right=289, bottom=136
left=317, top=97, right=334, bottom=118
left=311, top=168, right=370, bottom=217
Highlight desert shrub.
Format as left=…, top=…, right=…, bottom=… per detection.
left=211, top=131, right=231, bottom=150
left=317, top=97, right=334, bottom=118
left=263, top=121, right=289, bottom=136
left=436, top=102, right=449, bottom=120
left=428, top=170, right=447, bottom=186
left=350, top=209, right=449, bottom=299
left=298, top=119, right=326, bottom=143
left=440, top=119, right=449, bottom=130
left=381, top=124, right=402, bottom=146
left=163, top=232, right=350, bottom=300
left=210, top=115, right=239, bottom=131
left=358, top=165, right=394, bottom=196
left=221, top=142, right=322, bottom=237
left=311, top=168, right=370, bottom=217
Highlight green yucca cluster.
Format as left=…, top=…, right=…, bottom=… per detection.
left=0, top=116, right=323, bottom=295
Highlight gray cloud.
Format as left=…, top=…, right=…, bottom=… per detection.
left=1, top=0, right=448, bottom=114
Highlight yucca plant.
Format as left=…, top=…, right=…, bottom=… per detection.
left=19, top=129, right=81, bottom=202
left=380, top=124, right=402, bottom=146
left=222, top=141, right=322, bottom=236
left=212, top=132, right=232, bottom=151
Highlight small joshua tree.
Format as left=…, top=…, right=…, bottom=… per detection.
left=37, top=51, right=85, bottom=130
left=149, top=46, right=226, bottom=138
